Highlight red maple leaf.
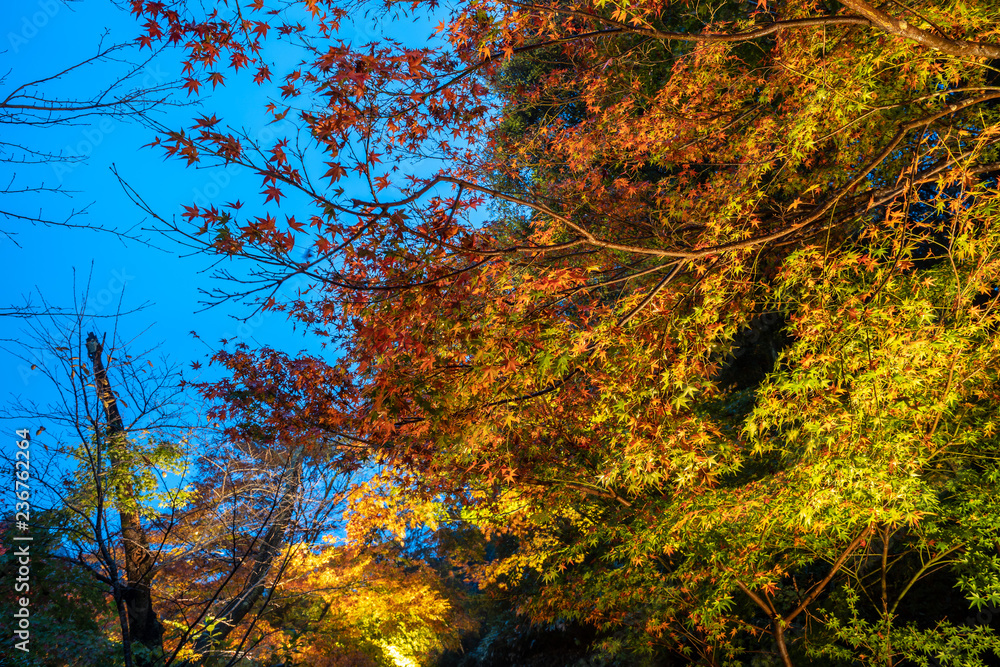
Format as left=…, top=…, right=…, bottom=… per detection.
left=183, top=78, right=202, bottom=96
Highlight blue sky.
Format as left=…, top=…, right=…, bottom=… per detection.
left=1, top=0, right=412, bottom=435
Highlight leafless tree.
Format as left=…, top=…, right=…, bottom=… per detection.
left=1, top=2, right=193, bottom=328
left=2, top=289, right=191, bottom=666
left=3, top=34, right=186, bottom=237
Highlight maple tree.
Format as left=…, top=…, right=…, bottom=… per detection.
left=117, top=0, right=1000, bottom=663
left=239, top=540, right=474, bottom=666
left=5, top=310, right=412, bottom=667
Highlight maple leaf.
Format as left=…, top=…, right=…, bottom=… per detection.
left=194, top=114, right=221, bottom=128
left=254, top=65, right=272, bottom=84
left=183, top=77, right=203, bottom=96
left=323, top=161, right=347, bottom=182
left=262, top=185, right=283, bottom=204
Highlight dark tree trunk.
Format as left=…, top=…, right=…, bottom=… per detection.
left=87, top=332, right=164, bottom=666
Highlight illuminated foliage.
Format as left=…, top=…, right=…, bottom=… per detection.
left=127, top=0, right=1000, bottom=663
left=250, top=542, right=474, bottom=667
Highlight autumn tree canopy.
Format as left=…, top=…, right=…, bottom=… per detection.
left=26, top=0, right=1000, bottom=664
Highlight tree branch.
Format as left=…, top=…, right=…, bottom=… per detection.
left=839, top=0, right=1000, bottom=58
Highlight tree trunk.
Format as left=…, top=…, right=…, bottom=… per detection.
left=190, top=444, right=305, bottom=663
left=87, top=332, right=164, bottom=666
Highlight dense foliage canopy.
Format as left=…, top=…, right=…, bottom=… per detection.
left=9, top=0, right=1000, bottom=664
left=136, top=0, right=1000, bottom=663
